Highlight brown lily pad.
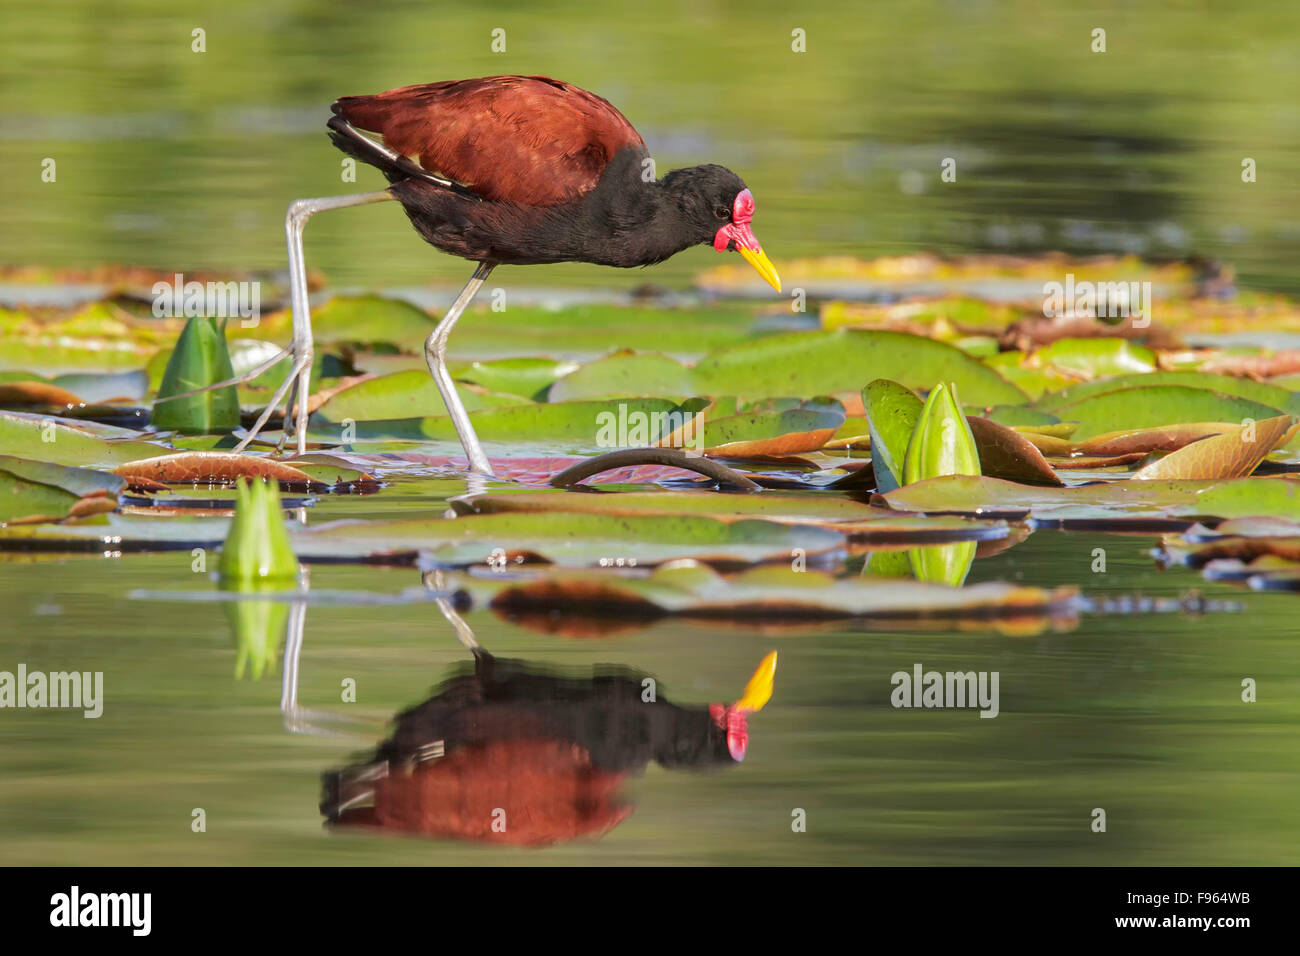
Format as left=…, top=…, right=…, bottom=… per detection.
left=112, top=452, right=315, bottom=485
left=1132, top=415, right=1296, bottom=481
left=967, top=416, right=1064, bottom=486
left=0, top=382, right=87, bottom=406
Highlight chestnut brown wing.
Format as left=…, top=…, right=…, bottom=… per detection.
left=332, top=75, right=646, bottom=206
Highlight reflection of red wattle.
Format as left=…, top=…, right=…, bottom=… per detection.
left=710, top=703, right=749, bottom=762
left=727, top=713, right=749, bottom=762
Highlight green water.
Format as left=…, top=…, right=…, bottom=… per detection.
left=2, top=518, right=1297, bottom=865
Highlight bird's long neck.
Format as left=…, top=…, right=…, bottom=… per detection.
left=573, top=150, right=704, bottom=267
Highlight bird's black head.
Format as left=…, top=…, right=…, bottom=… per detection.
left=661, top=164, right=747, bottom=238
left=661, top=164, right=781, bottom=291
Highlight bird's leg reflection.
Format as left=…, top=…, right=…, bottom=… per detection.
left=422, top=568, right=479, bottom=652
left=278, top=568, right=371, bottom=737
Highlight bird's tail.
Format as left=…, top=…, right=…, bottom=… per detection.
left=319, top=759, right=385, bottom=826
left=326, top=112, right=472, bottom=195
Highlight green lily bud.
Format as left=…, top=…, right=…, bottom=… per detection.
left=902, top=381, right=982, bottom=485
left=217, top=478, right=299, bottom=587
left=150, top=316, right=239, bottom=434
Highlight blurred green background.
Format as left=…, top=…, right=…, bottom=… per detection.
left=2, top=0, right=1298, bottom=290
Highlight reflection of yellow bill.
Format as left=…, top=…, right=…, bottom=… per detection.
left=736, top=651, right=778, bottom=712
left=739, top=246, right=782, bottom=293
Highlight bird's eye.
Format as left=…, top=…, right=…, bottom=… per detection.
left=714, top=205, right=731, bottom=220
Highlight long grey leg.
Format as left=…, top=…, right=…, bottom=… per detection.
left=152, top=343, right=293, bottom=406
left=235, top=190, right=395, bottom=455
left=426, top=263, right=495, bottom=475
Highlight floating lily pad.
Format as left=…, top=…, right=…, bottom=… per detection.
left=0, top=469, right=112, bottom=524
left=452, top=489, right=1010, bottom=542
left=698, top=402, right=845, bottom=457
left=0, top=455, right=125, bottom=497
left=1052, top=386, right=1284, bottom=441
left=308, top=398, right=706, bottom=448
left=451, top=357, right=579, bottom=399
left=1032, top=338, right=1157, bottom=377
left=1036, top=371, right=1295, bottom=413
left=0, top=411, right=166, bottom=468
left=113, top=452, right=316, bottom=486
left=311, top=369, right=532, bottom=422
left=882, top=474, right=1300, bottom=521
left=292, top=512, right=846, bottom=568
left=967, top=417, right=1064, bottom=486
left=547, top=351, right=695, bottom=401
left=1131, top=415, right=1296, bottom=481
left=689, top=330, right=1026, bottom=406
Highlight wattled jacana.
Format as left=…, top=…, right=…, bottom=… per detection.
left=235, top=75, right=781, bottom=474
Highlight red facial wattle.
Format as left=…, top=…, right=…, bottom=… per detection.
left=713, top=188, right=760, bottom=252
left=711, top=189, right=781, bottom=293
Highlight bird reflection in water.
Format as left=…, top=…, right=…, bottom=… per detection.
left=320, top=638, right=777, bottom=847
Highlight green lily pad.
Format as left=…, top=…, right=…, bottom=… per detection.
left=293, top=512, right=846, bottom=568
left=311, top=370, right=532, bottom=423
left=451, top=357, right=578, bottom=399
left=453, top=489, right=1010, bottom=542
left=1053, top=386, right=1285, bottom=441
left=0, top=411, right=167, bottom=468
left=883, top=474, right=1300, bottom=521
left=547, top=351, right=694, bottom=402
left=689, top=330, right=1027, bottom=406
left=698, top=401, right=845, bottom=457
left=0, top=455, right=125, bottom=497
left=982, top=406, right=1061, bottom=428
left=981, top=352, right=1078, bottom=399
left=307, top=398, right=708, bottom=447
left=1037, top=371, right=1295, bottom=413
left=308, top=295, right=435, bottom=347
left=0, top=470, right=82, bottom=523
left=1033, top=338, right=1157, bottom=377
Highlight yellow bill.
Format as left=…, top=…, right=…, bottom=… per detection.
left=735, top=651, right=778, bottom=713
left=739, top=245, right=782, bottom=293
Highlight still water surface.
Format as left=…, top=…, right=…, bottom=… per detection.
left=2, top=516, right=1296, bottom=865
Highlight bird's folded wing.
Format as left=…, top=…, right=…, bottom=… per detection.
left=332, top=75, right=646, bottom=206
